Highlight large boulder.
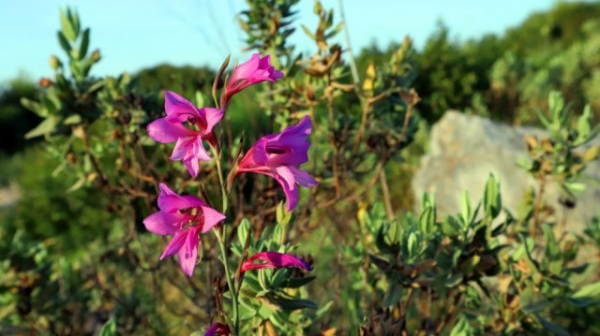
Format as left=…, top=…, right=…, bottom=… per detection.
left=412, top=111, right=599, bottom=234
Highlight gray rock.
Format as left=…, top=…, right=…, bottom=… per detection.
left=412, top=111, right=600, bottom=235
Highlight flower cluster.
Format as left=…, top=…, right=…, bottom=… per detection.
left=142, top=54, right=315, bottom=332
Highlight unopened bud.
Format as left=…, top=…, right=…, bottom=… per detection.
left=49, top=55, right=61, bottom=70
left=67, top=153, right=76, bottom=164
left=91, top=49, right=101, bottom=62
left=38, top=78, right=53, bottom=88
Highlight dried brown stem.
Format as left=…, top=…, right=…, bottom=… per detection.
left=435, top=292, right=461, bottom=335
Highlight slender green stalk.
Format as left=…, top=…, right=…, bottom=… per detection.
left=211, top=145, right=228, bottom=212
left=210, top=143, right=239, bottom=334
left=213, top=227, right=239, bottom=334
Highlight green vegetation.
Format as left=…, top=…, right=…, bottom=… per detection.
left=1, top=1, right=600, bottom=335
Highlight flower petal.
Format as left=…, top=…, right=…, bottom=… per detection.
left=158, top=182, right=177, bottom=196
left=170, top=136, right=195, bottom=161
left=273, top=166, right=299, bottom=211
left=199, top=206, right=226, bottom=233
left=160, top=230, right=187, bottom=260
left=184, top=158, right=200, bottom=178
left=230, top=53, right=260, bottom=84
left=177, top=228, right=200, bottom=277
left=192, top=139, right=211, bottom=162
left=147, top=118, right=194, bottom=143
left=164, top=91, right=201, bottom=123
left=264, top=117, right=312, bottom=165
left=158, top=183, right=207, bottom=213
left=258, top=54, right=283, bottom=81
left=204, top=323, right=230, bottom=336
left=200, top=107, right=224, bottom=134
left=225, top=53, right=283, bottom=102
left=289, top=166, right=318, bottom=188
left=143, top=211, right=183, bottom=235
left=266, top=116, right=311, bottom=147
left=241, top=251, right=313, bottom=273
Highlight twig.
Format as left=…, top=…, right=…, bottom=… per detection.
left=435, top=292, right=461, bottom=335
left=337, top=0, right=360, bottom=85
left=380, top=168, right=394, bottom=220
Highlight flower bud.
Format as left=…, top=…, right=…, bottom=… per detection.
left=49, top=55, right=61, bottom=70
left=38, top=78, right=53, bottom=88
left=90, top=49, right=101, bottom=63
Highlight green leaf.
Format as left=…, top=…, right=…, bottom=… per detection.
left=78, top=28, right=90, bottom=60
left=273, top=298, right=318, bottom=310
left=419, top=193, right=436, bottom=235
left=63, top=114, right=82, bottom=125
left=243, top=276, right=263, bottom=293
left=444, top=273, right=463, bottom=287
left=238, top=299, right=258, bottom=320
left=521, top=299, right=549, bottom=314
left=57, top=31, right=72, bottom=53
left=269, top=268, right=289, bottom=289
left=563, top=182, right=586, bottom=193
left=548, top=90, right=564, bottom=122
left=316, top=300, right=333, bottom=319
left=450, top=315, right=476, bottom=336
left=98, top=318, right=116, bottom=336
left=86, top=80, right=105, bottom=96
left=572, top=281, right=600, bottom=299
left=537, top=315, right=570, bottom=336
left=273, top=223, right=285, bottom=244
left=460, top=191, right=471, bottom=226
left=276, top=201, right=292, bottom=225
left=406, top=232, right=419, bottom=257
left=301, top=24, right=316, bottom=40
left=536, top=109, right=551, bottom=128
left=441, top=216, right=462, bottom=236
left=60, top=9, right=77, bottom=42
left=194, top=91, right=205, bottom=107
left=483, top=174, right=501, bottom=219
left=67, top=175, right=86, bottom=192
left=237, top=218, right=250, bottom=246
left=20, top=98, right=46, bottom=117
left=25, top=115, right=60, bottom=139
left=46, top=87, right=62, bottom=110
left=68, top=8, right=80, bottom=37
left=257, top=303, right=274, bottom=319
left=325, top=22, right=344, bottom=39
left=283, top=275, right=316, bottom=288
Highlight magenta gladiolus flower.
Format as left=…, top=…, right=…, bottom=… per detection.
left=204, top=322, right=230, bottom=336
left=223, top=53, right=283, bottom=105
left=147, top=91, right=224, bottom=178
left=241, top=252, right=313, bottom=273
left=236, top=116, right=317, bottom=211
left=143, top=183, right=226, bottom=277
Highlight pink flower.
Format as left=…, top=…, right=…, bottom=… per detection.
left=236, top=116, right=317, bottom=211
left=143, top=183, right=226, bottom=277
left=223, top=53, right=283, bottom=106
left=241, top=252, right=313, bottom=273
left=204, top=322, right=230, bottom=336
left=147, top=91, right=224, bottom=178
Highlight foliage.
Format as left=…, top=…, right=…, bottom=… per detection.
left=1, top=1, right=600, bottom=335
left=0, top=75, right=40, bottom=154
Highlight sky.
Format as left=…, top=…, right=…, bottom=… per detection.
left=0, top=0, right=570, bottom=82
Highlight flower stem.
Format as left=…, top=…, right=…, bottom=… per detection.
left=210, top=145, right=228, bottom=214
left=213, top=227, right=239, bottom=334
left=210, top=143, right=239, bottom=334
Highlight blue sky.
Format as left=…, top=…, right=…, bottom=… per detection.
left=0, top=0, right=567, bottom=82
